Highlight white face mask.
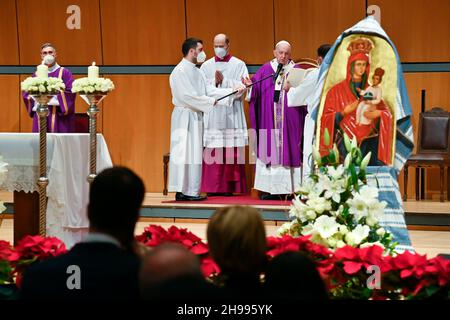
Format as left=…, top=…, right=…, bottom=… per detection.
left=43, top=54, right=55, bottom=65
left=214, top=47, right=227, bottom=59
left=196, top=51, right=206, bottom=63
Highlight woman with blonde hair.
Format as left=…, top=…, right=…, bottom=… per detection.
left=207, top=206, right=267, bottom=298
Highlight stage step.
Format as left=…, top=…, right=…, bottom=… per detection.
left=2, top=192, right=450, bottom=228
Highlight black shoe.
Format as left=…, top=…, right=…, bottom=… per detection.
left=175, top=192, right=207, bottom=201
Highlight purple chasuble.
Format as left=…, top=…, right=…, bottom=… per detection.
left=249, top=62, right=307, bottom=167
left=22, top=66, right=76, bottom=133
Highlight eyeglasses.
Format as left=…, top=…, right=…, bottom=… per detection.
left=41, top=51, right=54, bottom=55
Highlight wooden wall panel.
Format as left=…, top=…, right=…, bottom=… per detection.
left=0, top=76, right=20, bottom=132
left=186, top=0, right=274, bottom=64
left=17, top=0, right=102, bottom=65
left=102, top=75, right=172, bottom=192
left=101, top=0, right=186, bottom=65
left=369, top=0, right=450, bottom=62
left=275, top=0, right=366, bottom=60
left=0, top=0, right=19, bottom=65
left=399, top=72, right=450, bottom=199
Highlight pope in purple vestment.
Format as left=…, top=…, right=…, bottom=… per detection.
left=22, top=43, right=76, bottom=133
left=246, top=41, right=307, bottom=195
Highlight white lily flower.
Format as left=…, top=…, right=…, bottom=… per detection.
left=344, top=153, right=352, bottom=169
left=348, top=225, right=370, bottom=245
left=327, top=165, right=345, bottom=180
left=359, top=185, right=379, bottom=201
left=376, top=227, right=386, bottom=236
left=306, top=197, right=332, bottom=214
left=313, top=215, right=339, bottom=239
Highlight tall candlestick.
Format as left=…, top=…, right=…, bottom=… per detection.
left=36, top=62, right=48, bottom=78
left=88, top=62, right=99, bottom=79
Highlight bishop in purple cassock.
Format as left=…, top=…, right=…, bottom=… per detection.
left=22, top=43, right=76, bottom=133
left=246, top=41, right=307, bottom=197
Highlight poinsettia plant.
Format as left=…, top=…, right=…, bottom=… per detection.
left=266, top=234, right=450, bottom=300
left=278, top=130, right=396, bottom=253
left=0, top=241, right=14, bottom=285
left=6, top=235, right=67, bottom=287
left=136, top=225, right=220, bottom=278
left=1, top=227, right=448, bottom=299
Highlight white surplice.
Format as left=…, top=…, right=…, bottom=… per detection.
left=287, top=67, right=319, bottom=180
left=168, top=58, right=232, bottom=196
left=200, top=56, right=249, bottom=148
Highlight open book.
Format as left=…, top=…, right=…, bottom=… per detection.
left=286, top=68, right=316, bottom=87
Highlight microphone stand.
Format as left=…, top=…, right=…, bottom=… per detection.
left=216, top=72, right=278, bottom=102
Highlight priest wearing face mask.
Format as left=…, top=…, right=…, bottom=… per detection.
left=199, top=34, right=249, bottom=196
left=22, top=43, right=76, bottom=133
left=168, top=38, right=246, bottom=201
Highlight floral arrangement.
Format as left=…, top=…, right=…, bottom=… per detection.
left=135, top=225, right=220, bottom=278
left=72, top=77, right=115, bottom=94
left=267, top=235, right=450, bottom=300
left=0, top=236, right=67, bottom=288
left=278, top=132, right=396, bottom=253
left=1, top=228, right=449, bottom=300
left=20, top=77, right=65, bottom=94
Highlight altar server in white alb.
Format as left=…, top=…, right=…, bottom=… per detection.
left=286, top=44, right=331, bottom=179
left=199, top=34, right=249, bottom=196
left=168, top=38, right=246, bottom=201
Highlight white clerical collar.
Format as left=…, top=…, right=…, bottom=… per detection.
left=270, top=58, right=294, bottom=72
left=182, top=58, right=196, bottom=68
left=83, top=232, right=122, bottom=248
left=48, top=63, right=60, bottom=73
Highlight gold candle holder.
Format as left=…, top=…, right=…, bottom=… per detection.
left=81, top=93, right=107, bottom=184
left=30, top=93, right=56, bottom=236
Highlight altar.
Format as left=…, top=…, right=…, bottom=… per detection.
left=0, top=133, right=112, bottom=248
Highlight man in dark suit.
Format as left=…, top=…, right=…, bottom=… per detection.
left=20, top=166, right=145, bottom=300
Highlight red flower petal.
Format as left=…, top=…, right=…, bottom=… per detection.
left=343, top=261, right=363, bottom=274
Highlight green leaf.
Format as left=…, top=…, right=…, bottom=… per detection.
left=425, top=285, right=440, bottom=297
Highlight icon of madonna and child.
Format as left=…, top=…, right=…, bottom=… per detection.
left=317, top=37, right=395, bottom=166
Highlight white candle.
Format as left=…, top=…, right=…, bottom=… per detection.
left=36, top=62, right=48, bottom=78
left=88, top=61, right=99, bottom=79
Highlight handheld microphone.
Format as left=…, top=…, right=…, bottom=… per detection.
left=273, top=63, right=283, bottom=102
left=273, top=63, right=283, bottom=81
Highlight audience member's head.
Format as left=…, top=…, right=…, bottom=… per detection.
left=88, top=166, right=145, bottom=250
left=207, top=206, right=267, bottom=278
left=139, top=243, right=208, bottom=299
left=264, top=251, right=329, bottom=300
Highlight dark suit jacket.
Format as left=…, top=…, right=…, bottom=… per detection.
left=20, top=242, right=141, bottom=300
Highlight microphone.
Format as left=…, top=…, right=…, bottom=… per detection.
left=273, top=63, right=283, bottom=82
left=273, top=63, right=283, bottom=103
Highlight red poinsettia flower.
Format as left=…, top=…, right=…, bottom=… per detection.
left=0, top=240, right=14, bottom=261
left=136, top=224, right=211, bottom=259
left=8, top=235, right=66, bottom=262
left=425, top=256, right=450, bottom=286
left=200, top=257, right=220, bottom=278
left=266, top=235, right=323, bottom=258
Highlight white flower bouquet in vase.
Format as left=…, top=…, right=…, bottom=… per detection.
left=21, top=63, right=65, bottom=104
left=279, top=130, right=396, bottom=253
left=72, top=62, right=115, bottom=105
